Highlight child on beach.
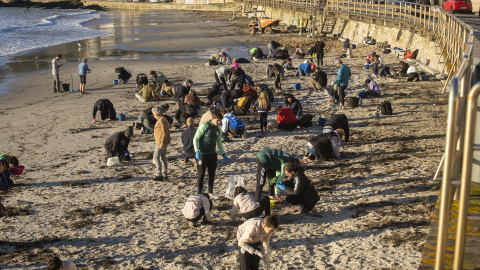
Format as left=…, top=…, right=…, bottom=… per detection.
left=221, top=108, right=246, bottom=140
left=181, top=117, right=196, bottom=163
left=237, top=215, right=278, bottom=270
left=47, top=256, right=77, bottom=270
left=104, top=126, right=133, bottom=162
left=115, top=67, right=132, bottom=84
left=230, top=187, right=271, bottom=221
left=358, top=79, right=381, bottom=105
left=77, top=58, right=91, bottom=95
left=193, top=111, right=228, bottom=198
left=253, top=91, right=271, bottom=136
left=255, top=148, right=300, bottom=202
left=92, top=99, right=117, bottom=122
left=276, top=162, right=320, bottom=213
left=305, top=129, right=345, bottom=161
left=0, top=155, right=20, bottom=190
left=182, top=193, right=213, bottom=227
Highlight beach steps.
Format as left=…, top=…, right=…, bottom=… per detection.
left=419, top=182, right=480, bottom=269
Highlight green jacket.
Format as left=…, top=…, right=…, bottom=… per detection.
left=138, top=84, right=157, bottom=101
left=257, top=148, right=295, bottom=183
left=193, top=121, right=225, bottom=155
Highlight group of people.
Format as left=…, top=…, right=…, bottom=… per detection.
left=42, top=37, right=377, bottom=270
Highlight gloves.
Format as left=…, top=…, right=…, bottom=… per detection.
left=195, top=152, right=201, bottom=160
left=268, top=177, right=278, bottom=185
left=124, top=151, right=130, bottom=156
left=160, top=92, right=164, bottom=97
left=338, top=155, right=345, bottom=160
left=223, top=154, right=228, bottom=162
left=92, top=119, right=96, bottom=123
left=276, top=182, right=285, bottom=191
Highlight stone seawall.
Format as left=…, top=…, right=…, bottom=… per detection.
left=337, top=19, right=443, bottom=73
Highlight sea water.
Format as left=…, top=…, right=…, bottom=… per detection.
left=0, top=7, right=110, bottom=67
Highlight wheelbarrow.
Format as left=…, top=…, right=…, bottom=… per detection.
left=248, top=17, right=282, bottom=34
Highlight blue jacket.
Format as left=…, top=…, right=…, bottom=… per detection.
left=78, top=63, right=91, bottom=76
left=222, top=113, right=245, bottom=133
left=333, top=64, right=351, bottom=86
left=298, top=63, right=311, bottom=75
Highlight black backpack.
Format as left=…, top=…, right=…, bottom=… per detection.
left=381, top=101, right=393, bottom=115
left=298, top=114, right=314, bottom=128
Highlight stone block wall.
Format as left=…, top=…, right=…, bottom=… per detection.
left=340, top=20, right=444, bottom=73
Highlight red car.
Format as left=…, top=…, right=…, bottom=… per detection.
left=443, top=0, right=473, bottom=13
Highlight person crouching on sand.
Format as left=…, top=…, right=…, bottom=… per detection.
left=104, top=126, right=133, bottom=162
left=230, top=187, right=270, bottom=221
left=305, top=128, right=345, bottom=161
left=182, top=193, right=213, bottom=227
left=276, top=162, right=320, bottom=213
left=237, top=215, right=278, bottom=270
left=92, top=99, right=116, bottom=122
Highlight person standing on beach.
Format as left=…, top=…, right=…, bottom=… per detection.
left=181, top=117, right=196, bottom=163
left=52, top=54, right=63, bottom=93
left=78, top=58, right=91, bottom=95
left=331, top=59, right=351, bottom=109
left=193, top=111, right=228, bottom=198
left=237, top=215, right=278, bottom=270
left=255, top=148, right=299, bottom=202
left=153, top=107, right=171, bottom=181
left=253, top=91, right=271, bottom=136
left=313, top=37, right=326, bottom=67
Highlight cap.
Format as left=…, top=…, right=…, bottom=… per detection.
left=124, top=126, right=133, bottom=137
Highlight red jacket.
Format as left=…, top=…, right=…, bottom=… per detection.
left=277, top=107, right=298, bottom=124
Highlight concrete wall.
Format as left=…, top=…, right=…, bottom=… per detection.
left=337, top=19, right=444, bottom=73
left=244, top=4, right=316, bottom=27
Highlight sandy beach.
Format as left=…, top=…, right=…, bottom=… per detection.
left=0, top=8, right=447, bottom=270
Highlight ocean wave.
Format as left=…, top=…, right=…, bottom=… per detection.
left=0, top=8, right=109, bottom=61
left=0, top=9, right=97, bottom=33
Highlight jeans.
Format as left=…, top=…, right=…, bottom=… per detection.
left=317, top=52, right=324, bottom=67
left=153, top=145, right=168, bottom=177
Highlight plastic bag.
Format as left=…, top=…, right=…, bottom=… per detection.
left=107, top=157, right=120, bottom=167
left=225, top=176, right=247, bottom=200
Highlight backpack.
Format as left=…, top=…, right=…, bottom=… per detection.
left=298, top=114, right=314, bottom=128
left=381, top=101, right=393, bottom=115
left=404, top=50, right=413, bottom=59
left=412, top=49, right=419, bottom=59
left=183, top=104, right=198, bottom=116
left=237, top=96, right=249, bottom=108
left=383, top=49, right=391, bottom=54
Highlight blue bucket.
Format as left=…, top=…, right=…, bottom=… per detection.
left=421, top=75, right=429, bottom=81
left=113, top=79, right=118, bottom=85
left=364, top=64, right=369, bottom=70
left=318, top=117, right=327, bottom=127
left=294, top=83, right=301, bottom=90
left=352, top=44, right=357, bottom=49
left=118, top=113, right=125, bottom=121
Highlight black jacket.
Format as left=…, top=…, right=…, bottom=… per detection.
left=325, top=114, right=349, bottom=142
left=314, top=70, right=328, bottom=87
left=174, top=83, right=190, bottom=103
left=181, top=126, right=197, bottom=159
left=93, top=99, right=116, bottom=120
left=284, top=167, right=319, bottom=212
left=285, top=97, right=303, bottom=117
left=314, top=41, right=325, bottom=55
left=141, top=107, right=157, bottom=126
left=105, top=131, right=130, bottom=157
left=117, top=67, right=132, bottom=81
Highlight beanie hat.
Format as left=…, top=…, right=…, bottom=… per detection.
left=124, top=126, right=133, bottom=137
left=232, top=62, right=239, bottom=68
